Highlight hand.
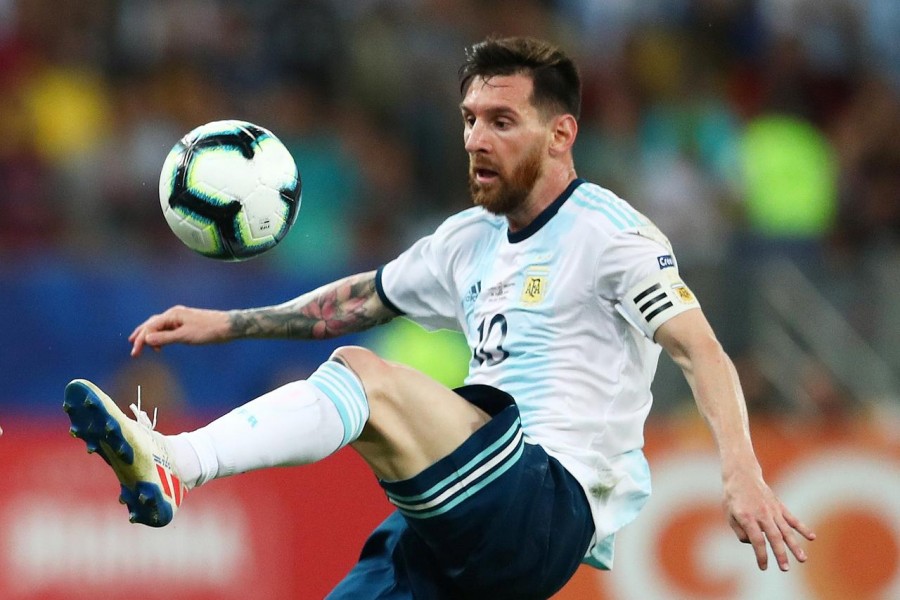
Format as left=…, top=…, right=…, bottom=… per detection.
left=724, top=469, right=816, bottom=571
left=128, top=305, right=232, bottom=357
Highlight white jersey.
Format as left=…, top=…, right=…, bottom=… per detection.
left=376, top=179, right=700, bottom=568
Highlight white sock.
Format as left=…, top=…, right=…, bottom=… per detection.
left=169, top=360, right=369, bottom=488
left=166, top=433, right=204, bottom=487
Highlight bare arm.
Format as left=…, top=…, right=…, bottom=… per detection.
left=654, top=309, right=815, bottom=571
left=129, top=271, right=397, bottom=356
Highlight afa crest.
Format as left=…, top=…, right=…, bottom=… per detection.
left=672, top=284, right=696, bottom=304
left=521, top=267, right=549, bottom=304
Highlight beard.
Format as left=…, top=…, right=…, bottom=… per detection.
left=468, top=144, right=543, bottom=216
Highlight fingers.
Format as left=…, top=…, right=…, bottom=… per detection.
left=762, top=518, right=791, bottom=571
left=783, top=507, right=817, bottom=542
left=735, top=513, right=785, bottom=571
left=743, top=522, right=771, bottom=571
left=779, top=523, right=808, bottom=565
left=763, top=504, right=815, bottom=570
left=732, top=503, right=815, bottom=572
left=130, top=320, right=158, bottom=357
left=129, top=316, right=159, bottom=356
left=728, top=515, right=751, bottom=543
left=128, top=307, right=186, bottom=356
left=130, top=329, right=148, bottom=356
left=779, top=505, right=816, bottom=564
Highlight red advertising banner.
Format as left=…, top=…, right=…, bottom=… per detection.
left=0, top=415, right=393, bottom=600
left=2, top=413, right=898, bottom=599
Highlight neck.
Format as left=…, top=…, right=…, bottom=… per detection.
left=505, top=165, right=577, bottom=232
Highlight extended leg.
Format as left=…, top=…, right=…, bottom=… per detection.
left=64, top=345, right=490, bottom=524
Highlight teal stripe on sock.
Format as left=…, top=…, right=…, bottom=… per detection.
left=316, top=366, right=365, bottom=434
left=308, top=361, right=369, bottom=446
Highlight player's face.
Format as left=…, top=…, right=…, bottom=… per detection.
left=461, top=74, right=549, bottom=215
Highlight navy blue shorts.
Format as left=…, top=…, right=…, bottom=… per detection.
left=327, top=384, right=594, bottom=600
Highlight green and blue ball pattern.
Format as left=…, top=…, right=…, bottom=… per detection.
left=159, top=120, right=302, bottom=261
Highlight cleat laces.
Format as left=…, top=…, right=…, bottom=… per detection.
left=128, top=385, right=158, bottom=430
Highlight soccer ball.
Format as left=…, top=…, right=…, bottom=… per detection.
left=158, top=120, right=302, bottom=261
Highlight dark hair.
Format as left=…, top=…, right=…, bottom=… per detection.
left=458, top=36, right=581, bottom=120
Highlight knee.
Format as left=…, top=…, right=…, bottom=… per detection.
left=330, top=346, right=397, bottom=405
left=330, top=345, right=384, bottom=375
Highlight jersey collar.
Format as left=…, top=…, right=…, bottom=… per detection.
left=507, top=178, right=585, bottom=243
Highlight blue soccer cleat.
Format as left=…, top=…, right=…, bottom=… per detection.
left=63, top=379, right=187, bottom=527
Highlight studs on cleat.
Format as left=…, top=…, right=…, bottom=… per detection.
left=64, top=381, right=178, bottom=529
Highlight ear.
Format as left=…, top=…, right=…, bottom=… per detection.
left=548, top=114, right=578, bottom=157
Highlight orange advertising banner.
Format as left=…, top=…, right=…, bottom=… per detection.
left=554, top=416, right=900, bottom=600
left=1, top=414, right=897, bottom=599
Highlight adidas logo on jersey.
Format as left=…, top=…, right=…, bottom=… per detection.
left=464, top=281, right=482, bottom=305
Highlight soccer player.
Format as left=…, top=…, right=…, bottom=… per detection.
left=64, top=36, right=814, bottom=599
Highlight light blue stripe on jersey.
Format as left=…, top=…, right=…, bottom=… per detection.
left=308, top=360, right=369, bottom=447
left=385, top=419, right=524, bottom=519
left=575, top=185, right=648, bottom=230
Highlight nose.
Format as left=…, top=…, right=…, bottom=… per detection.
left=464, top=120, right=490, bottom=154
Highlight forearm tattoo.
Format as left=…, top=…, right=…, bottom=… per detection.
left=228, top=272, right=396, bottom=340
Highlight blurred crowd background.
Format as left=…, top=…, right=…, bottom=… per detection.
left=0, top=0, right=898, bottom=425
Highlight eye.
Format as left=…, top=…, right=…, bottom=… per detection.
left=495, top=118, right=512, bottom=130
left=463, top=114, right=476, bottom=127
